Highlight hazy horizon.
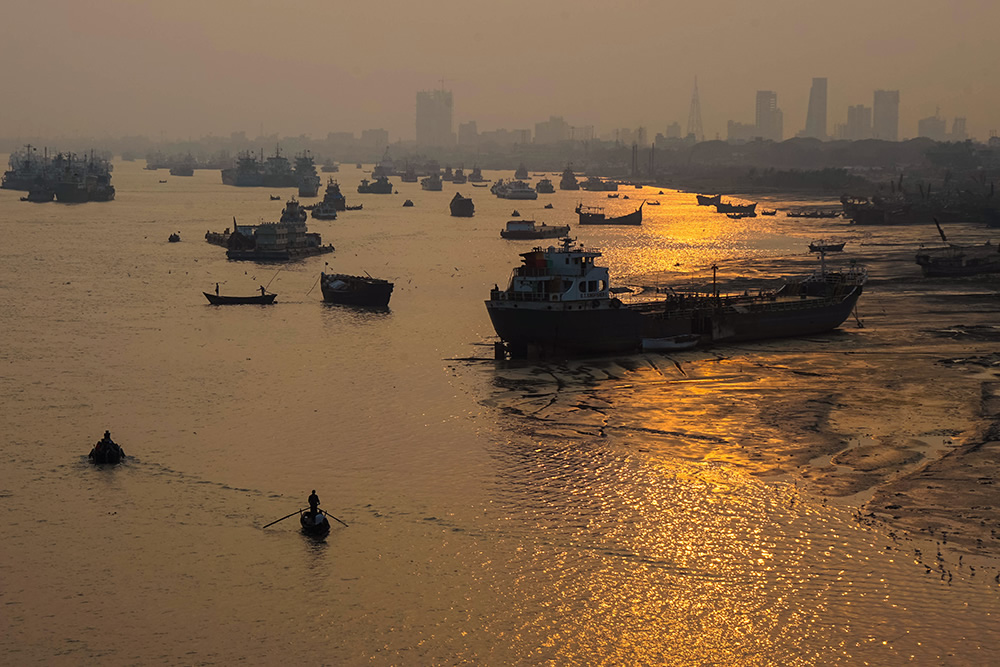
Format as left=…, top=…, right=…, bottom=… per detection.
left=3, top=0, right=999, bottom=142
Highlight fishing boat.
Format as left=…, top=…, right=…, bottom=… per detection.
left=575, top=202, right=643, bottom=225
left=485, top=237, right=867, bottom=358
left=204, top=290, right=277, bottom=305
left=716, top=200, right=757, bottom=215
left=89, top=433, right=125, bottom=465
left=761, top=209, right=777, bottom=216
left=300, top=510, right=331, bottom=537
left=809, top=240, right=846, bottom=253
left=449, top=192, right=475, bottom=217
left=500, top=220, right=571, bottom=240
left=915, top=242, right=1000, bottom=277
left=696, top=194, right=721, bottom=206
left=320, top=272, right=394, bottom=307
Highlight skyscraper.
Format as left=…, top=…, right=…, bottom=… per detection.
left=755, top=90, right=783, bottom=142
left=802, top=77, right=828, bottom=140
left=845, top=104, right=872, bottom=140
left=687, top=78, right=704, bottom=142
left=873, top=90, right=900, bottom=141
left=415, top=89, right=455, bottom=147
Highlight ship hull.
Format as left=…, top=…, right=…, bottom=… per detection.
left=486, top=287, right=862, bottom=356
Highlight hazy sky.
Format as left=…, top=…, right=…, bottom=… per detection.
left=3, top=0, right=999, bottom=141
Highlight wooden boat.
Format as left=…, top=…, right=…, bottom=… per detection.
left=915, top=242, right=1000, bottom=277
left=716, top=200, right=757, bottom=215
left=809, top=241, right=846, bottom=253
left=320, top=272, right=394, bottom=307
left=89, top=438, right=125, bottom=464
left=761, top=209, right=777, bottom=216
left=449, top=192, right=475, bottom=217
left=575, top=201, right=643, bottom=225
left=696, top=194, right=721, bottom=206
left=269, top=195, right=281, bottom=201
left=641, top=334, right=702, bottom=352
left=168, top=233, right=181, bottom=243
left=402, top=199, right=414, bottom=207
left=204, top=291, right=277, bottom=305
left=300, top=510, right=331, bottom=537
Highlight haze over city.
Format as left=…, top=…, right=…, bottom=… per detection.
left=2, top=0, right=999, bottom=141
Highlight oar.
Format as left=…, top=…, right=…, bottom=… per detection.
left=322, top=511, right=349, bottom=527
left=263, top=508, right=306, bottom=529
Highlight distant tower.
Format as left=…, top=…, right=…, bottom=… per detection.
left=755, top=90, right=783, bottom=142
left=687, top=78, right=704, bottom=142
left=416, top=88, right=455, bottom=147
left=803, top=77, right=828, bottom=140
left=873, top=90, right=900, bottom=141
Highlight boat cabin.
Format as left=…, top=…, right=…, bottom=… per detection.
left=494, top=239, right=609, bottom=303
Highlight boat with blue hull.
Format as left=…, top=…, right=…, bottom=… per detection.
left=486, top=238, right=866, bottom=358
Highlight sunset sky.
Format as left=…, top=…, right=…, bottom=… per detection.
left=3, top=0, right=998, bottom=141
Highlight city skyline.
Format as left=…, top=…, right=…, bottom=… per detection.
left=1, top=1, right=998, bottom=142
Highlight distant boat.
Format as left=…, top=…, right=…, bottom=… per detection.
left=320, top=272, right=394, bottom=308
left=168, top=233, right=181, bottom=243
left=450, top=192, right=475, bottom=217
left=270, top=194, right=281, bottom=201
left=809, top=240, right=846, bottom=253
left=421, top=173, right=443, bottom=191
left=716, top=200, right=757, bottom=215
left=535, top=178, right=555, bottom=194
left=761, top=209, right=777, bottom=216
left=915, top=242, right=1000, bottom=277
left=514, top=163, right=528, bottom=180
left=402, top=199, right=414, bottom=207
left=500, top=220, right=570, bottom=240
left=204, top=291, right=277, bottom=305
left=696, top=194, right=721, bottom=206
left=575, top=201, right=643, bottom=225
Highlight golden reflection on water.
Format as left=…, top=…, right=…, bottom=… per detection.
left=480, top=348, right=1000, bottom=664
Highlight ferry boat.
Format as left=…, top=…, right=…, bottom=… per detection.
left=500, top=180, right=538, bottom=200
left=485, top=238, right=867, bottom=358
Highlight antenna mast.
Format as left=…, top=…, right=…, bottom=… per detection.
left=687, top=77, right=704, bottom=142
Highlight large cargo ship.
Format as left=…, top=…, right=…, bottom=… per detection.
left=485, top=238, right=866, bottom=358
left=3, top=146, right=114, bottom=201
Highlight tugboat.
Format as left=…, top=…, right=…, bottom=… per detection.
left=279, top=198, right=308, bottom=223
left=311, top=179, right=345, bottom=219
left=486, top=238, right=867, bottom=358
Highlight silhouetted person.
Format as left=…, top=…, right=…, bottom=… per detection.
left=260, top=285, right=266, bottom=297
left=308, top=490, right=320, bottom=515
left=215, top=283, right=220, bottom=295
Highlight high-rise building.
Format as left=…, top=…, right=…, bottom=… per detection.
left=845, top=105, right=872, bottom=141
left=755, top=90, right=783, bottom=142
left=360, top=128, right=388, bottom=152
left=457, top=121, right=478, bottom=147
left=415, top=89, right=455, bottom=147
left=534, top=116, right=570, bottom=144
left=951, top=117, right=968, bottom=141
left=918, top=114, right=948, bottom=141
left=873, top=90, right=900, bottom=141
left=802, top=77, right=828, bottom=139
left=687, top=78, right=704, bottom=142
left=665, top=122, right=682, bottom=139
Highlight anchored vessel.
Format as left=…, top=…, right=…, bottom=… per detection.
left=486, top=238, right=866, bottom=358
left=575, top=202, right=643, bottom=225
left=449, top=192, right=475, bottom=217
left=500, top=220, right=570, bottom=240
left=320, top=272, right=394, bottom=307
